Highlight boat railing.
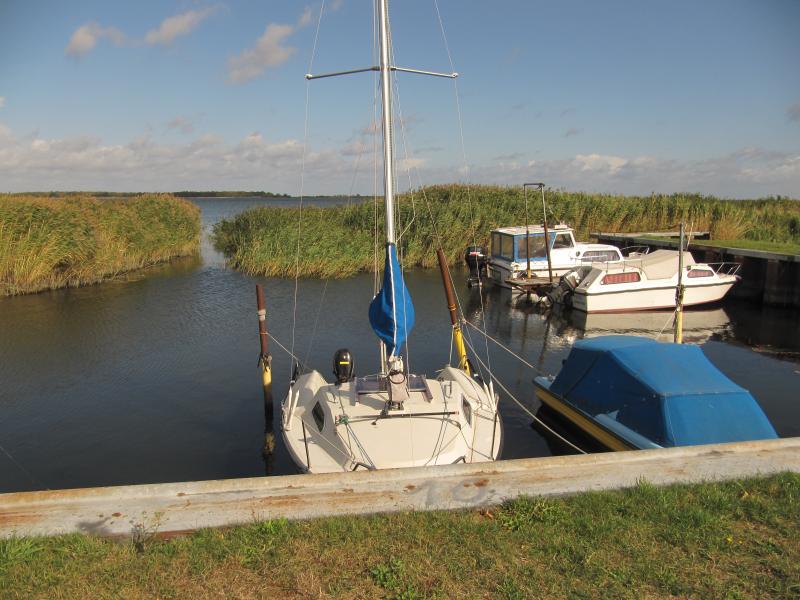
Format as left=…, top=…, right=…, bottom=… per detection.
left=621, top=245, right=651, bottom=257
left=706, top=262, right=742, bottom=277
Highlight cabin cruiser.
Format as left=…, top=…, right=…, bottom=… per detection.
left=486, top=224, right=624, bottom=288
left=567, top=249, right=739, bottom=313
left=534, top=336, right=777, bottom=451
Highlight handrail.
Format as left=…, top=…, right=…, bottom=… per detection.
left=705, top=262, right=742, bottom=276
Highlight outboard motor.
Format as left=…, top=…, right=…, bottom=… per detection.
left=464, top=245, right=488, bottom=287
left=332, top=348, right=354, bottom=385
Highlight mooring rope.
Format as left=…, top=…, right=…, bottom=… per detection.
left=461, top=318, right=548, bottom=376
left=0, top=441, right=49, bottom=490
left=460, top=336, right=587, bottom=454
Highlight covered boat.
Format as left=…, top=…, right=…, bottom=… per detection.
left=534, top=336, right=777, bottom=450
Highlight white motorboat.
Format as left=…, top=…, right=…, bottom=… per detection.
left=487, top=224, right=625, bottom=288
left=281, top=0, right=501, bottom=473
left=569, top=249, right=739, bottom=313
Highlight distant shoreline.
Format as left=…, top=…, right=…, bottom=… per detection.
left=2, top=191, right=366, bottom=199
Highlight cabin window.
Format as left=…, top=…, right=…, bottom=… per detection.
left=462, top=396, right=472, bottom=426
left=552, top=233, right=574, bottom=249
left=687, top=269, right=713, bottom=278
left=491, top=233, right=501, bottom=257
left=500, top=234, right=514, bottom=260
left=583, top=250, right=620, bottom=262
left=516, top=235, right=546, bottom=260
left=601, top=272, right=641, bottom=285
left=311, top=402, right=325, bottom=432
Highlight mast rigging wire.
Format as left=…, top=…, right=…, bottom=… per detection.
left=291, top=0, right=326, bottom=379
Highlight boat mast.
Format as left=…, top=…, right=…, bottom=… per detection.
left=378, top=0, right=396, bottom=246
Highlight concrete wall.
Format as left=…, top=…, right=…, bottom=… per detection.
left=1, top=438, right=798, bottom=539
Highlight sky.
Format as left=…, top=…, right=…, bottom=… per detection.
left=0, top=0, right=798, bottom=197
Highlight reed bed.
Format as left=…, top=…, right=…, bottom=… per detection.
left=213, top=184, right=800, bottom=278
left=0, top=194, right=200, bottom=296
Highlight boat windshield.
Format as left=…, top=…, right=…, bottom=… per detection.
left=516, top=235, right=547, bottom=260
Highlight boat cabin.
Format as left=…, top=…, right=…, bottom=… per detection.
left=490, top=224, right=575, bottom=263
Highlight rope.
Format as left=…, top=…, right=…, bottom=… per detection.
left=266, top=331, right=311, bottom=372
left=291, top=3, right=325, bottom=378
left=302, top=279, right=329, bottom=367
left=461, top=336, right=587, bottom=454
left=432, top=0, right=493, bottom=380
left=0, top=442, right=49, bottom=489
left=461, top=318, right=547, bottom=376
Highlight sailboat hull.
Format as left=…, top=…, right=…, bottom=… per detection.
left=281, top=367, right=502, bottom=473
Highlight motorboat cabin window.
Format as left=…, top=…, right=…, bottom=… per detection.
left=601, top=272, right=641, bottom=285
left=687, top=268, right=713, bottom=278
left=492, top=233, right=514, bottom=260
left=515, top=235, right=546, bottom=260
left=552, top=233, right=574, bottom=249
left=582, top=250, right=621, bottom=263
left=311, top=401, right=325, bottom=432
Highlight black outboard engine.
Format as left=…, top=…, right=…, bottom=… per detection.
left=332, top=348, right=354, bottom=385
left=464, top=245, right=488, bottom=287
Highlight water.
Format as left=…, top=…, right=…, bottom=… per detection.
left=1, top=197, right=798, bottom=493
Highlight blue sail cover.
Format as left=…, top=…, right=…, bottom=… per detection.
left=548, top=336, right=777, bottom=447
left=369, top=243, right=415, bottom=356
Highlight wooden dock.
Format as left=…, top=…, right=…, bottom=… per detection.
left=1, top=438, right=797, bottom=539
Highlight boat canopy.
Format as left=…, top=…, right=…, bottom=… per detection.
left=548, top=336, right=777, bottom=447
left=635, top=249, right=696, bottom=280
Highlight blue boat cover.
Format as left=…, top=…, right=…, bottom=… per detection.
left=369, top=243, right=415, bottom=357
left=549, top=335, right=777, bottom=447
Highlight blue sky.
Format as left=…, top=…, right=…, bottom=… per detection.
left=1, top=0, right=798, bottom=197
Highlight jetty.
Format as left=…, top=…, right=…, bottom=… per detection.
left=594, top=232, right=800, bottom=308
left=1, top=437, right=798, bottom=539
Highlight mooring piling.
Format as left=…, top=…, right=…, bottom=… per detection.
left=256, top=284, right=275, bottom=463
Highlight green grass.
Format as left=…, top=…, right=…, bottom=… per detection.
left=692, top=239, right=800, bottom=255
left=0, top=194, right=200, bottom=296
left=212, top=184, right=800, bottom=278
left=2, top=474, right=798, bottom=598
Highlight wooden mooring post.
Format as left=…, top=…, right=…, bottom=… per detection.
left=256, top=284, right=275, bottom=465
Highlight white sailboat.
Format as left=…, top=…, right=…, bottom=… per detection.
left=281, top=0, right=502, bottom=473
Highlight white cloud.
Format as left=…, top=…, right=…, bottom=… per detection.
left=227, top=8, right=315, bottom=84
left=788, top=102, right=800, bottom=122
left=65, top=23, right=126, bottom=57
left=1, top=120, right=798, bottom=198
left=297, top=7, right=313, bottom=28
left=144, top=7, right=219, bottom=46
left=0, top=97, right=5, bottom=109
left=227, top=24, right=296, bottom=83
left=166, top=116, right=196, bottom=135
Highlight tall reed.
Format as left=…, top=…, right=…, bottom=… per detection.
left=0, top=194, right=200, bottom=296
left=213, top=184, right=800, bottom=278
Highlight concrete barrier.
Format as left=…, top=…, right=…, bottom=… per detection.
left=1, top=438, right=798, bottom=539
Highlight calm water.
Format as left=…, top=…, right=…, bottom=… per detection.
left=1, top=198, right=798, bottom=493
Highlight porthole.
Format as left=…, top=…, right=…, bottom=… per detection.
left=312, top=402, right=325, bottom=432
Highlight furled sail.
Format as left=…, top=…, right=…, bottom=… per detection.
left=369, top=243, right=415, bottom=356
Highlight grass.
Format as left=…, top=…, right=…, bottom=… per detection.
left=0, top=194, right=200, bottom=296
left=212, top=184, right=800, bottom=278
left=692, top=239, right=800, bottom=255
left=1, top=473, right=798, bottom=598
